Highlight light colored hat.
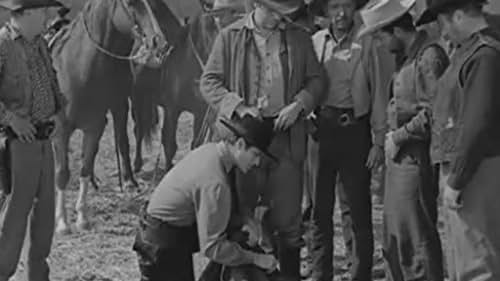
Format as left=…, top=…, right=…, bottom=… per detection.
left=208, top=0, right=246, bottom=14
left=357, top=0, right=416, bottom=38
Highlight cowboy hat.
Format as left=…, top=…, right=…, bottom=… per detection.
left=357, top=0, right=416, bottom=38
left=207, top=0, right=246, bottom=16
left=219, top=115, right=277, bottom=161
left=253, top=0, right=302, bottom=16
left=0, top=0, right=63, bottom=11
left=416, top=0, right=487, bottom=26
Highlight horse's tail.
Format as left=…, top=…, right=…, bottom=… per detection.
left=131, top=66, right=160, bottom=150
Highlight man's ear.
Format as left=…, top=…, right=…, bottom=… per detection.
left=453, top=9, right=464, bottom=24
left=235, top=137, right=246, bottom=151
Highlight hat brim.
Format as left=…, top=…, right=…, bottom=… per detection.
left=254, top=0, right=300, bottom=16
left=219, top=118, right=277, bottom=162
left=357, top=14, right=402, bottom=38
left=6, top=1, right=64, bottom=11
left=206, top=7, right=246, bottom=16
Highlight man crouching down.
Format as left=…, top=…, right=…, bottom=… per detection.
left=133, top=115, right=280, bottom=281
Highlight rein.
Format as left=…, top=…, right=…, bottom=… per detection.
left=81, top=0, right=149, bottom=61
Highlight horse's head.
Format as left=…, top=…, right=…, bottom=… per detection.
left=113, top=0, right=172, bottom=68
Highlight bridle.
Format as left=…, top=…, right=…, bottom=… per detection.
left=82, top=0, right=169, bottom=61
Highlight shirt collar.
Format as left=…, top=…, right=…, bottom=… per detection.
left=5, top=22, right=42, bottom=43
left=216, top=142, right=235, bottom=174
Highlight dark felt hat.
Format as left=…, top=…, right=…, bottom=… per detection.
left=0, top=0, right=63, bottom=11
left=219, top=115, right=277, bottom=161
left=416, top=0, right=488, bottom=26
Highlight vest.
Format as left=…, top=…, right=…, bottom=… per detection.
left=430, top=31, right=500, bottom=164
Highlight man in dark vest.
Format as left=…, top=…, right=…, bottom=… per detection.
left=418, top=0, right=500, bottom=279
left=0, top=0, right=67, bottom=280
left=133, top=115, right=279, bottom=281
left=358, top=0, right=449, bottom=280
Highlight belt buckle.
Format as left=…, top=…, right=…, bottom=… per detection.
left=338, top=113, right=352, bottom=127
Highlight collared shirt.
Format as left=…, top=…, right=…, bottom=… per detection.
left=312, top=25, right=362, bottom=108
left=245, top=13, right=285, bottom=117
left=147, top=142, right=255, bottom=266
left=0, top=23, right=65, bottom=124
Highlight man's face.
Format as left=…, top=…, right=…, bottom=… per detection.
left=377, top=29, right=405, bottom=54
left=24, top=8, right=51, bottom=35
left=234, top=139, right=262, bottom=173
left=214, top=9, right=245, bottom=29
left=326, top=0, right=356, bottom=30
left=254, top=3, right=283, bottom=30
left=437, top=12, right=463, bottom=45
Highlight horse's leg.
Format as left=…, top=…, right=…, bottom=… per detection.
left=76, top=120, right=106, bottom=231
left=161, top=106, right=178, bottom=171
left=54, top=126, right=73, bottom=235
left=111, top=99, right=138, bottom=189
left=131, top=102, right=144, bottom=174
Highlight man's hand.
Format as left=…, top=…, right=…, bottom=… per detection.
left=443, top=184, right=463, bottom=210
left=366, top=145, right=384, bottom=170
left=384, top=131, right=399, bottom=162
left=252, top=253, right=278, bottom=272
left=8, top=115, right=35, bottom=143
left=274, top=101, right=303, bottom=131
left=242, top=218, right=261, bottom=247
left=50, top=113, right=65, bottom=139
left=235, top=104, right=260, bottom=119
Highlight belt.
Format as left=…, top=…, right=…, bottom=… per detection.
left=316, top=106, right=361, bottom=127
left=0, top=121, right=55, bottom=140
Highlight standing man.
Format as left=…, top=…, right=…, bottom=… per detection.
left=358, top=0, right=449, bottom=280
left=309, top=0, right=394, bottom=280
left=418, top=0, right=500, bottom=279
left=0, top=0, right=67, bottom=280
left=200, top=0, right=326, bottom=279
left=133, top=115, right=280, bottom=281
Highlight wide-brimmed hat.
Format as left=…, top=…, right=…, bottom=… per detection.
left=219, top=115, right=277, bottom=161
left=254, top=0, right=302, bottom=16
left=0, top=0, right=63, bottom=11
left=357, top=0, right=416, bottom=38
left=207, top=0, right=246, bottom=15
left=416, top=0, right=487, bottom=26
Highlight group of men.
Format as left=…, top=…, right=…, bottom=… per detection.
left=135, top=0, right=500, bottom=280
left=0, top=0, right=498, bottom=280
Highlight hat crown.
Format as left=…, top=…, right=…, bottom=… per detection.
left=0, top=0, right=62, bottom=11
left=212, top=0, right=246, bottom=11
left=220, top=115, right=276, bottom=159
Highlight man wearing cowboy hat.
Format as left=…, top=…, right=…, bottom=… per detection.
left=200, top=0, right=326, bottom=279
left=0, top=0, right=67, bottom=280
left=417, top=0, right=500, bottom=280
left=133, top=115, right=280, bottom=281
left=307, top=0, right=394, bottom=279
left=358, top=0, right=450, bottom=280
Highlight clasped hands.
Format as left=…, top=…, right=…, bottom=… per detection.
left=234, top=101, right=303, bottom=131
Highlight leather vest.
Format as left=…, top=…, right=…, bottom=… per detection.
left=430, top=32, right=500, bottom=164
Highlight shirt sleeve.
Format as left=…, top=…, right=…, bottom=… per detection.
left=0, top=47, right=14, bottom=126
left=447, top=47, right=500, bottom=190
left=199, top=32, right=243, bottom=119
left=196, top=182, right=255, bottom=266
left=392, top=45, right=449, bottom=145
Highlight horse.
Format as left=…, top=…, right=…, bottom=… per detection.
left=49, top=0, right=181, bottom=234
left=130, top=11, right=220, bottom=172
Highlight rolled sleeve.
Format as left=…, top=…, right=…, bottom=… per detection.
left=197, top=182, right=255, bottom=266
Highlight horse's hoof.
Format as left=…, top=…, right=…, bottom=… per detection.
left=55, top=221, right=72, bottom=235
left=76, top=219, right=91, bottom=232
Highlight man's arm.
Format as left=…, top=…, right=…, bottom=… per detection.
left=364, top=36, right=394, bottom=147
left=447, top=48, right=500, bottom=190
left=199, top=32, right=244, bottom=119
left=391, top=45, right=449, bottom=145
left=293, top=32, right=326, bottom=115
left=197, top=182, right=258, bottom=266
